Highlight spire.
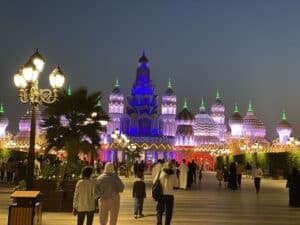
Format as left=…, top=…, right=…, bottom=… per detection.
left=234, top=103, right=239, bottom=113
left=199, top=98, right=206, bottom=111
left=247, top=100, right=253, bottom=112
left=167, top=78, right=172, bottom=89
left=138, top=49, right=148, bottom=63
left=0, top=103, right=4, bottom=113
left=281, top=110, right=287, bottom=121
left=67, top=85, right=72, bottom=96
left=97, top=99, right=102, bottom=107
left=183, top=98, right=188, bottom=109
left=114, top=78, right=120, bottom=88
left=216, top=89, right=221, bottom=101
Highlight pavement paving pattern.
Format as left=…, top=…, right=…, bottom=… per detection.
left=0, top=172, right=299, bottom=225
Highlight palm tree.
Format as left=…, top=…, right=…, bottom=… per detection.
left=41, top=87, right=108, bottom=174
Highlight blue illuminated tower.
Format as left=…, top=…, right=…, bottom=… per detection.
left=123, top=51, right=160, bottom=136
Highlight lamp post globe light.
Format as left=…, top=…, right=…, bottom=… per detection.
left=13, top=49, right=65, bottom=189
left=110, top=129, right=130, bottom=173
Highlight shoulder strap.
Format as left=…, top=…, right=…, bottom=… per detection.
left=155, top=170, right=162, bottom=182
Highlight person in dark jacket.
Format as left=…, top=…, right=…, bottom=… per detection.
left=228, top=162, right=237, bottom=190
left=287, top=167, right=300, bottom=207
left=132, top=174, right=146, bottom=219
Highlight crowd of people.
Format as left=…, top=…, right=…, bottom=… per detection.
left=1, top=155, right=299, bottom=225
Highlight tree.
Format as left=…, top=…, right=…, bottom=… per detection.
left=41, top=87, right=109, bottom=167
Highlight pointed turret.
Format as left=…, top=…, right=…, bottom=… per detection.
left=277, top=110, right=292, bottom=144
left=199, top=98, right=206, bottom=113
left=161, top=78, right=177, bottom=136
left=138, top=49, right=148, bottom=63
left=229, top=103, right=243, bottom=138
left=67, top=85, right=72, bottom=96
left=243, top=101, right=266, bottom=141
left=175, top=99, right=195, bottom=146
left=164, top=78, right=175, bottom=96
left=210, top=89, right=226, bottom=142
left=216, top=89, right=221, bottom=101
left=247, top=100, right=253, bottom=112
left=107, top=78, right=124, bottom=134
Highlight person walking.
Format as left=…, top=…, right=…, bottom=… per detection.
left=73, top=166, right=96, bottom=225
left=228, top=162, right=237, bottom=190
left=154, top=161, right=178, bottom=225
left=152, top=159, right=163, bottom=181
left=132, top=174, right=146, bottom=219
left=216, top=167, right=223, bottom=187
left=96, top=162, right=124, bottom=225
left=252, top=164, right=263, bottom=194
left=236, top=161, right=244, bottom=189
left=286, top=167, right=300, bottom=207
left=222, top=166, right=229, bottom=188
left=179, top=159, right=189, bottom=190
left=0, top=162, right=5, bottom=181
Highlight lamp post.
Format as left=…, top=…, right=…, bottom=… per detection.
left=110, top=129, right=130, bottom=173
left=13, top=49, right=65, bottom=189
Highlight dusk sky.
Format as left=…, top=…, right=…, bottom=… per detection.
left=1, top=1, right=300, bottom=140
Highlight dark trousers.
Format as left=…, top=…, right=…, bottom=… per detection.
left=237, top=174, right=242, bottom=188
left=134, top=197, right=144, bottom=215
left=156, top=195, right=174, bottom=225
left=77, top=211, right=94, bottom=225
left=254, top=177, right=261, bottom=193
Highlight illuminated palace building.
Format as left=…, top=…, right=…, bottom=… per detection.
left=1, top=52, right=298, bottom=169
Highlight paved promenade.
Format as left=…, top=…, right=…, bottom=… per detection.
left=1, top=172, right=300, bottom=225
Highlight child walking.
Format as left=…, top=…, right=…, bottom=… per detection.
left=132, top=174, right=146, bottom=219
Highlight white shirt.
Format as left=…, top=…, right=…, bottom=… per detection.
left=73, top=178, right=96, bottom=212
left=155, top=169, right=178, bottom=196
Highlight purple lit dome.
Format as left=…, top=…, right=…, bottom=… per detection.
left=176, top=108, right=194, bottom=121
left=0, top=114, right=8, bottom=126
left=193, top=99, right=218, bottom=136
left=19, top=110, right=31, bottom=132
left=228, top=105, right=243, bottom=126
left=243, top=102, right=266, bottom=137
left=211, top=90, right=225, bottom=114
left=276, top=111, right=292, bottom=132
left=176, top=125, right=194, bottom=136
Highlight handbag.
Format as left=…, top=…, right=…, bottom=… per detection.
left=152, top=171, right=163, bottom=201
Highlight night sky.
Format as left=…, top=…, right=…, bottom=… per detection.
left=1, top=1, right=300, bottom=140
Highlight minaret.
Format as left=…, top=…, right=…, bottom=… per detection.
left=276, top=110, right=292, bottom=144
left=107, top=79, right=124, bottom=134
left=210, top=89, right=226, bottom=141
left=228, top=103, right=243, bottom=138
left=0, top=103, right=8, bottom=138
left=161, top=78, right=177, bottom=136
left=175, top=99, right=195, bottom=146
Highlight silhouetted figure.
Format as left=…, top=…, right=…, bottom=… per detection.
left=191, top=160, right=197, bottom=183
left=228, top=162, right=237, bottom=190
left=287, top=168, right=300, bottom=207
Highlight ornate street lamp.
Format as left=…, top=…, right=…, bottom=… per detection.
left=13, top=49, right=65, bottom=189
left=111, top=129, right=130, bottom=173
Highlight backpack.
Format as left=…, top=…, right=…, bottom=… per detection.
left=152, top=171, right=163, bottom=201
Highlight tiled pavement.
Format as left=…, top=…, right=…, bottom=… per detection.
left=1, top=172, right=299, bottom=225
